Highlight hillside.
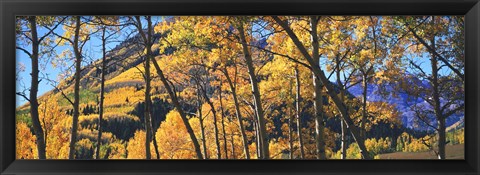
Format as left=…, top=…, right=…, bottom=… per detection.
left=348, top=80, right=464, bottom=130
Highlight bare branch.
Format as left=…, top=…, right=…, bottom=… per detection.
left=39, top=17, right=67, bottom=42
left=16, top=92, right=30, bottom=102
left=404, top=20, right=464, bottom=82
left=443, top=103, right=464, bottom=120
left=16, top=46, right=32, bottom=57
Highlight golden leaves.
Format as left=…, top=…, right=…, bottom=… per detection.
left=36, top=95, right=71, bottom=159
left=16, top=122, right=38, bottom=159
left=365, top=101, right=402, bottom=129
left=364, top=137, right=391, bottom=156
left=104, top=87, right=145, bottom=106
left=16, top=15, right=465, bottom=160
left=155, top=110, right=197, bottom=159
left=126, top=130, right=156, bottom=159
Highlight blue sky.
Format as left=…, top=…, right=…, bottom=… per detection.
left=15, top=16, right=164, bottom=107
left=16, top=26, right=67, bottom=107
left=16, top=19, right=124, bottom=107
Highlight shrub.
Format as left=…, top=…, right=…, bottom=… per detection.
left=75, top=138, right=94, bottom=159
left=365, top=137, right=392, bottom=157
left=77, top=129, right=115, bottom=144
left=106, top=141, right=127, bottom=159
left=396, top=132, right=430, bottom=152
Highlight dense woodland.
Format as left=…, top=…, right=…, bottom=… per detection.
left=15, top=16, right=464, bottom=160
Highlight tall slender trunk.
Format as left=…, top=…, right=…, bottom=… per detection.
left=203, top=92, right=221, bottom=159
left=273, top=16, right=371, bottom=159
left=151, top=57, right=203, bottom=159
left=42, top=103, right=48, bottom=149
left=310, top=17, right=326, bottom=160
left=143, top=54, right=152, bottom=159
left=288, top=77, right=294, bottom=159
left=340, top=120, right=347, bottom=159
left=132, top=16, right=154, bottom=160
left=335, top=55, right=347, bottom=160
left=251, top=107, right=261, bottom=159
left=199, top=117, right=208, bottom=159
left=146, top=18, right=161, bottom=160
left=294, top=67, right=305, bottom=159
left=429, top=22, right=445, bottom=159
left=135, top=16, right=204, bottom=159
left=68, top=16, right=82, bottom=159
left=96, top=27, right=107, bottom=160
left=361, top=73, right=368, bottom=140
left=143, top=16, right=153, bottom=160
left=151, top=107, right=160, bottom=159
left=255, top=118, right=262, bottom=159
left=224, top=68, right=250, bottom=159
left=28, top=16, right=46, bottom=159
left=285, top=77, right=295, bottom=159
left=219, top=84, right=229, bottom=159
left=437, top=118, right=446, bottom=159
left=238, top=22, right=269, bottom=159
left=288, top=110, right=294, bottom=159
left=313, top=73, right=326, bottom=160
left=197, top=88, right=208, bottom=159
left=231, top=134, right=236, bottom=159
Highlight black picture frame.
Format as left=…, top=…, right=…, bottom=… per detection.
left=1, top=0, right=479, bottom=174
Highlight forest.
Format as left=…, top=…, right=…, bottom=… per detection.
left=15, top=16, right=464, bottom=160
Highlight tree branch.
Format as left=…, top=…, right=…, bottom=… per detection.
left=39, top=17, right=67, bottom=42
left=405, top=21, right=464, bottom=82
left=443, top=103, right=464, bottom=120
left=54, top=85, right=74, bottom=106
left=16, top=92, right=30, bottom=102
left=16, top=46, right=32, bottom=58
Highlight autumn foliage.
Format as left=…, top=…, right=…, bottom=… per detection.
left=15, top=16, right=464, bottom=160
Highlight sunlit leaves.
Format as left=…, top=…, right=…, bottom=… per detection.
left=16, top=122, right=38, bottom=159
left=15, top=15, right=465, bottom=160
left=126, top=130, right=155, bottom=159
left=154, top=110, right=197, bottom=159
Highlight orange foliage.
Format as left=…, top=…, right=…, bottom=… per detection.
left=16, top=122, right=38, bottom=159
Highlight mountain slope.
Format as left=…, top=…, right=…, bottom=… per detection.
left=348, top=80, right=464, bottom=130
